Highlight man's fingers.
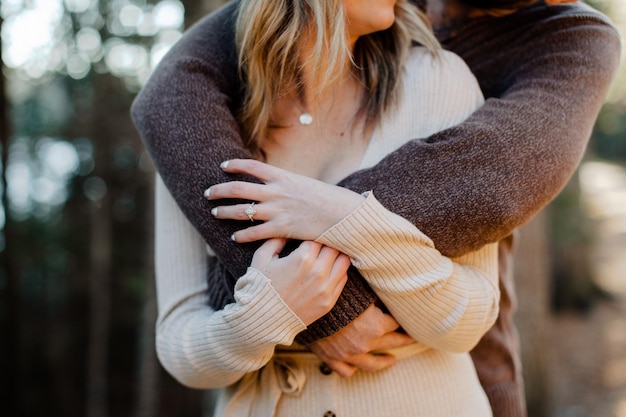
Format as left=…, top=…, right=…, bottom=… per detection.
left=319, top=354, right=397, bottom=378
left=345, top=353, right=397, bottom=373
left=312, top=346, right=400, bottom=376
left=369, top=331, right=415, bottom=352
left=377, top=310, right=402, bottom=334
left=322, top=360, right=358, bottom=378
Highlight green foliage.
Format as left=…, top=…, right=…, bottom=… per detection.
left=590, top=104, right=626, bottom=162
left=1, top=1, right=207, bottom=416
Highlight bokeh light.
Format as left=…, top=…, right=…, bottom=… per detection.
left=2, top=0, right=184, bottom=84
left=1, top=0, right=64, bottom=74
left=0, top=0, right=185, bottom=221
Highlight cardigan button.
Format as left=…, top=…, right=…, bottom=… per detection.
left=319, top=363, right=333, bottom=375
left=324, top=411, right=336, bottom=417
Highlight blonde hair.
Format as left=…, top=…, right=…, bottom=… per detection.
left=236, top=0, right=439, bottom=151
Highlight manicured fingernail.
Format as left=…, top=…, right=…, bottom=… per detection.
left=230, top=234, right=236, bottom=242
left=203, top=188, right=211, bottom=198
left=211, top=207, right=218, bottom=217
left=221, top=160, right=229, bottom=169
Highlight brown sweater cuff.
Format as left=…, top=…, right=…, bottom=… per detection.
left=483, top=381, right=527, bottom=417
left=295, top=266, right=377, bottom=345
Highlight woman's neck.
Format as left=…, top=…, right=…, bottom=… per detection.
left=264, top=65, right=369, bottom=184
left=270, top=71, right=363, bottom=130
left=297, top=31, right=357, bottom=112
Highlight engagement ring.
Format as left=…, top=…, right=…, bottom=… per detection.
left=245, top=202, right=257, bottom=222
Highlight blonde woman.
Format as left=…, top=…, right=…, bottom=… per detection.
left=155, top=0, right=499, bottom=415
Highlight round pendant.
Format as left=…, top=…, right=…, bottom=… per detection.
left=298, top=112, right=313, bottom=126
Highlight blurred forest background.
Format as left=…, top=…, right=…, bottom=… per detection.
left=0, top=1, right=624, bottom=416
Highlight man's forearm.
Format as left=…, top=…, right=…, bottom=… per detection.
left=132, top=2, right=377, bottom=343
left=132, top=2, right=620, bottom=342
left=132, top=1, right=255, bottom=280
left=339, top=3, right=620, bottom=257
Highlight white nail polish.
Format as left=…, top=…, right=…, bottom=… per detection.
left=230, top=234, right=236, bottom=242
left=211, top=207, right=218, bottom=217
left=203, top=188, right=211, bottom=198
left=221, top=160, right=229, bottom=169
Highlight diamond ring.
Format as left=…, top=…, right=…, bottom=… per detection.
left=244, top=202, right=257, bottom=222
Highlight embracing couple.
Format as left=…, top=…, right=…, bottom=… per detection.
left=132, top=1, right=620, bottom=416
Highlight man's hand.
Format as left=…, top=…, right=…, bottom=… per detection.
left=309, top=305, right=415, bottom=378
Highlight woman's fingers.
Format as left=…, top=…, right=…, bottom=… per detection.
left=204, top=180, right=265, bottom=201
left=292, top=240, right=324, bottom=260
left=320, top=249, right=350, bottom=295
left=204, top=158, right=297, bottom=204
left=327, top=253, right=351, bottom=282
left=211, top=203, right=267, bottom=222
left=220, top=159, right=281, bottom=183
left=314, top=248, right=349, bottom=314
left=250, top=238, right=288, bottom=275
left=231, top=222, right=281, bottom=243
left=254, top=241, right=349, bottom=326
left=254, top=237, right=288, bottom=260
left=205, top=158, right=366, bottom=243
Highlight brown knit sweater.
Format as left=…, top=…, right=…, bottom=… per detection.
left=131, top=1, right=620, bottom=416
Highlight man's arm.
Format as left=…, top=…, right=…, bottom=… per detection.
left=337, top=2, right=621, bottom=257
left=132, top=2, right=620, bottom=342
left=132, top=2, right=377, bottom=343
left=132, top=1, right=253, bottom=279
left=134, top=2, right=620, bottom=261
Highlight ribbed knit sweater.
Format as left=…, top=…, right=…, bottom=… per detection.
left=154, top=47, right=500, bottom=416
left=132, top=1, right=620, bottom=416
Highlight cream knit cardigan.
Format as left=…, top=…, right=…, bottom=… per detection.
left=155, top=48, right=499, bottom=417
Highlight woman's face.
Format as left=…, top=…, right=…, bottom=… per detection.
left=342, top=0, right=397, bottom=44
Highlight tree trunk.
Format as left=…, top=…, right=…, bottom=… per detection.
left=86, top=192, right=112, bottom=417
left=0, top=14, right=20, bottom=417
left=86, top=75, right=114, bottom=417
left=549, top=174, right=602, bottom=313
left=133, top=171, right=159, bottom=417
left=184, top=0, right=229, bottom=27
left=514, top=210, right=554, bottom=417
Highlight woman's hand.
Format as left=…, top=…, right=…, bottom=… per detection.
left=204, top=159, right=366, bottom=243
left=251, top=238, right=350, bottom=325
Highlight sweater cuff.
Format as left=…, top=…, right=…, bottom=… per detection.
left=317, top=191, right=433, bottom=260
left=228, top=267, right=307, bottom=347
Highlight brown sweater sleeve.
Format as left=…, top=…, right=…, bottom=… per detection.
left=131, top=2, right=620, bottom=342
left=338, top=3, right=621, bottom=257
left=131, top=2, right=376, bottom=343
left=132, top=1, right=254, bottom=279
